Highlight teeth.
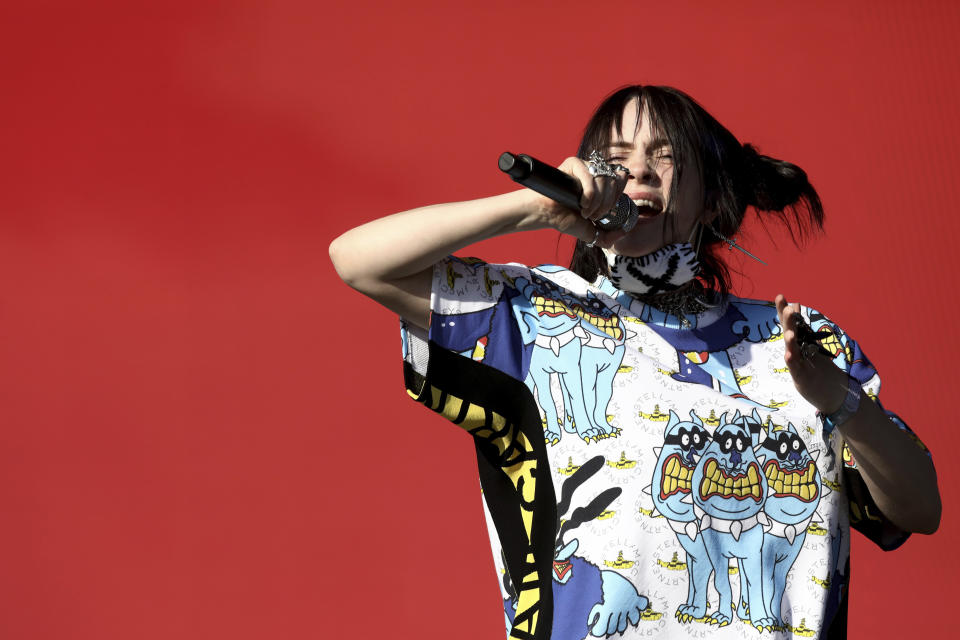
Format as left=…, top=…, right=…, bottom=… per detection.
left=666, top=457, right=678, bottom=476
left=632, top=198, right=660, bottom=210
left=747, top=465, right=759, bottom=484
left=705, top=459, right=717, bottom=477
left=799, top=485, right=811, bottom=501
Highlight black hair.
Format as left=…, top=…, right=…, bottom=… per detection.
left=569, top=85, right=824, bottom=298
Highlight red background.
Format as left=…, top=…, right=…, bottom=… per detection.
left=2, top=1, right=958, bottom=638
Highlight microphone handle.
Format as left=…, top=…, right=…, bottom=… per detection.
left=498, top=152, right=582, bottom=211
left=498, top=152, right=637, bottom=231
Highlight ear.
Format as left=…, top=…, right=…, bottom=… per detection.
left=701, top=189, right=720, bottom=225
left=666, top=410, right=680, bottom=433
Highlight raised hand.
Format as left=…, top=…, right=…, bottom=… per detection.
left=775, top=294, right=847, bottom=414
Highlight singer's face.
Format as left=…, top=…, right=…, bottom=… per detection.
left=604, top=98, right=707, bottom=257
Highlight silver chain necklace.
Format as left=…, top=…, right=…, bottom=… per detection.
left=631, top=280, right=712, bottom=328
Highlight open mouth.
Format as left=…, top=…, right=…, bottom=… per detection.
left=698, top=458, right=763, bottom=502
left=764, top=460, right=819, bottom=502
left=552, top=559, right=572, bottom=581
left=530, top=294, right=623, bottom=340
left=659, top=453, right=693, bottom=499
left=631, top=198, right=664, bottom=217
left=531, top=294, right=577, bottom=319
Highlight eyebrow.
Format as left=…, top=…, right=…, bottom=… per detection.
left=608, top=137, right=672, bottom=151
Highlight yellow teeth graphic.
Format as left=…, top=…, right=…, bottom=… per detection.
left=574, top=307, right=623, bottom=340
left=530, top=295, right=624, bottom=340
left=817, top=327, right=843, bottom=358
left=532, top=294, right=576, bottom=319
left=659, top=453, right=693, bottom=499
left=698, top=458, right=763, bottom=502
left=763, top=460, right=819, bottom=502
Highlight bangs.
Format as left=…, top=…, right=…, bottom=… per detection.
left=576, top=86, right=701, bottom=223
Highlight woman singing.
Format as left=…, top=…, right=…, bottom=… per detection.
left=329, top=85, right=939, bottom=640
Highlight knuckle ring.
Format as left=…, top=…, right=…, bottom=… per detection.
left=586, top=150, right=619, bottom=178
left=586, top=228, right=600, bottom=248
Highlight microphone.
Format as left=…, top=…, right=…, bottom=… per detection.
left=498, top=152, right=638, bottom=232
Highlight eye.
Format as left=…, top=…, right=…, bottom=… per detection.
left=779, top=442, right=788, bottom=456
left=652, top=149, right=674, bottom=163
left=681, top=433, right=690, bottom=447
left=723, top=436, right=733, bottom=451
left=693, top=433, right=702, bottom=446
left=792, top=439, right=801, bottom=451
left=735, top=437, right=746, bottom=452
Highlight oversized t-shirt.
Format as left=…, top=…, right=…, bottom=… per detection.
left=400, top=256, right=929, bottom=640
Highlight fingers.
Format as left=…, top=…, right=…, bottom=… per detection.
left=775, top=293, right=804, bottom=368
left=560, top=157, right=629, bottom=222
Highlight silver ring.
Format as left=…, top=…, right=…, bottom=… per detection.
left=586, top=150, right=626, bottom=179
left=586, top=228, right=600, bottom=248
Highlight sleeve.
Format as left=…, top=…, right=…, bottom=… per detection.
left=805, top=307, right=933, bottom=550
left=401, top=256, right=537, bottom=393
left=398, top=257, right=564, bottom=640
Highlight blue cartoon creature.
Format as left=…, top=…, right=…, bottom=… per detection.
left=505, top=456, right=648, bottom=639
left=691, top=412, right=774, bottom=630
left=515, top=271, right=625, bottom=444
left=756, top=423, right=822, bottom=629
left=650, top=410, right=712, bottom=622
left=640, top=301, right=781, bottom=409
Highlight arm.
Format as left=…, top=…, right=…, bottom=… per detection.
left=328, top=158, right=628, bottom=329
left=776, top=295, right=941, bottom=535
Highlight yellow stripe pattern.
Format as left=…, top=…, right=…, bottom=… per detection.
left=413, top=381, right=545, bottom=640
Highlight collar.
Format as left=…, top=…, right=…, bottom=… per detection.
left=695, top=505, right=769, bottom=542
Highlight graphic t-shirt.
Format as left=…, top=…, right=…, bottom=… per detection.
left=400, top=257, right=929, bottom=640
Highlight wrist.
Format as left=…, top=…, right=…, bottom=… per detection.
left=500, top=189, right=551, bottom=231
left=819, top=375, right=862, bottom=434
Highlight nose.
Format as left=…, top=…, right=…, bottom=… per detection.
left=626, top=155, right=658, bottom=183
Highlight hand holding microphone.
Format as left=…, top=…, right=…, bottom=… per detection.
left=498, top=152, right=640, bottom=239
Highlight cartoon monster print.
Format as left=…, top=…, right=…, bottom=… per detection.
left=691, top=412, right=774, bottom=629
left=640, top=301, right=781, bottom=410
left=504, top=456, right=649, bottom=639
left=734, top=408, right=766, bottom=448
left=649, top=410, right=712, bottom=621
left=755, top=423, right=823, bottom=629
left=515, top=271, right=626, bottom=444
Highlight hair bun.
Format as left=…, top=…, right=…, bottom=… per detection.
left=741, top=143, right=808, bottom=211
